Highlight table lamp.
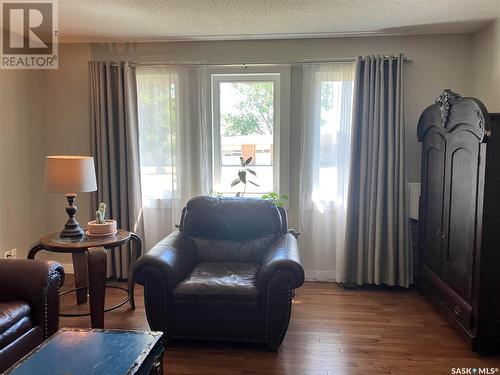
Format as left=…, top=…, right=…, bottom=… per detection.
left=44, top=156, right=97, bottom=238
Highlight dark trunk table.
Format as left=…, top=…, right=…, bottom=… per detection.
left=5, top=329, right=164, bottom=375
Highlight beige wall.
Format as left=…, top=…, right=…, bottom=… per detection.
left=0, top=44, right=92, bottom=261
left=0, top=32, right=479, bottom=261
left=472, top=20, right=500, bottom=112
left=0, top=70, right=46, bottom=259
left=36, top=44, right=93, bottom=263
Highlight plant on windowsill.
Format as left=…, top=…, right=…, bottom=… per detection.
left=87, top=202, right=117, bottom=238
left=261, top=192, right=298, bottom=237
left=209, top=190, right=223, bottom=198
left=261, top=192, right=288, bottom=208
left=231, top=157, right=259, bottom=197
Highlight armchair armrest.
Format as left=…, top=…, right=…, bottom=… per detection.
left=0, top=259, right=65, bottom=338
left=258, top=233, right=304, bottom=290
left=132, top=231, right=197, bottom=333
left=133, top=231, right=197, bottom=292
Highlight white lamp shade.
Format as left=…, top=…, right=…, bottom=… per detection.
left=44, top=156, right=97, bottom=193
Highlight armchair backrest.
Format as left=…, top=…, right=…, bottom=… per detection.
left=180, top=196, right=286, bottom=263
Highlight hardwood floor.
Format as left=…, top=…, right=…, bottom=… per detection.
left=60, top=280, right=500, bottom=374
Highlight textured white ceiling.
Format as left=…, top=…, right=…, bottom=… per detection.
left=59, top=0, right=500, bottom=42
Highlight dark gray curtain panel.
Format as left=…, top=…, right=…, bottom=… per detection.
left=342, top=54, right=411, bottom=287
left=89, top=61, right=144, bottom=279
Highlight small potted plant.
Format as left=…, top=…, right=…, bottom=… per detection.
left=261, top=192, right=288, bottom=208
left=87, top=203, right=117, bottom=237
left=231, top=157, right=259, bottom=196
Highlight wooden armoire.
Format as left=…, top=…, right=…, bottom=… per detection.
left=417, top=89, right=500, bottom=351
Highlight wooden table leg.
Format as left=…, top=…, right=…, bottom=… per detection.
left=87, top=246, right=107, bottom=329
left=72, top=252, right=88, bottom=305
left=27, top=243, right=44, bottom=259
left=128, top=234, right=142, bottom=310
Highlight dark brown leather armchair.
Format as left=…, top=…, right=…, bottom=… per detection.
left=134, top=196, right=304, bottom=350
left=0, top=259, right=65, bottom=372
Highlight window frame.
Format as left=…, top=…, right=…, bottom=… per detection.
left=208, top=65, right=290, bottom=196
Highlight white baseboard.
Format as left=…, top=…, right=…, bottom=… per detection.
left=304, top=269, right=336, bottom=282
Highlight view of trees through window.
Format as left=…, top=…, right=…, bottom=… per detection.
left=222, top=82, right=274, bottom=136
left=137, top=73, right=178, bottom=205
left=316, top=79, right=349, bottom=203
left=138, top=83, right=177, bottom=168
left=218, top=80, right=275, bottom=194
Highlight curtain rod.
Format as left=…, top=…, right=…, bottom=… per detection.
left=109, top=56, right=412, bottom=68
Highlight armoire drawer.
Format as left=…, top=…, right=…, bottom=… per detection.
left=421, top=265, right=473, bottom=330
left=438, top=285, right=472, bottom=330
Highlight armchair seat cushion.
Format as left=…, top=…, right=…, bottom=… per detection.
left=173, top=263, right=260, bottom=302
left=0, top=302, right=33, bottom=349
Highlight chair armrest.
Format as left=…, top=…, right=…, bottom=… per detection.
left=0, top=259, right=65, bottom=338
left=258, top=233, right=304, bottom=290
left=133, top=231, right=197, bottom=292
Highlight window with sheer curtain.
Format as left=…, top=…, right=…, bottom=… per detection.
left=136, top=69, right=180, bottom=251
left=299, top=63, right=355, bottom=281
left=136, top=66, right=210, bottom=250
left=211, top=74, right=281, bottom=195
left=135, top=63, right=353, bottom=263
left=137, top=70, right=179, bottom=206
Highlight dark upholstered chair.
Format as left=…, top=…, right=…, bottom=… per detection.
left=0, top=259, right=65, bottom=372
left=133, top=196, right=304, bottom=349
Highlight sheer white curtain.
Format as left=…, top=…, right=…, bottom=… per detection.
left=299, top=63, right=355, bottom=281
left=136, top=67, right=210, bottom=251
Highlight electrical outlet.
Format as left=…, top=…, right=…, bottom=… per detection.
left=3, top=249, right=17, bottom=259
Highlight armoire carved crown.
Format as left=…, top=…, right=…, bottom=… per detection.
left=435, top=89, right=461, bottom=127
left=417, top=89, right=489, bottom=143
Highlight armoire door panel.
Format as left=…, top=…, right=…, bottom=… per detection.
left=417, top=90, right=500, bottom=351
left=421, top=131, right=446, bottom=274
left=442, top=130, right=480, bottom=302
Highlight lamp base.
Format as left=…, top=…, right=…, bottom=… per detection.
left=60, top=193, right=84, bottom=238
left=60, top=223, right=84, bottom=238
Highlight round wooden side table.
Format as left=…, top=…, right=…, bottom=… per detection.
left=27, top=230, right=142, bottom=329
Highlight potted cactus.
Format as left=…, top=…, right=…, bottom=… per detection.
left=87, top=203, right=117, bottom=237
